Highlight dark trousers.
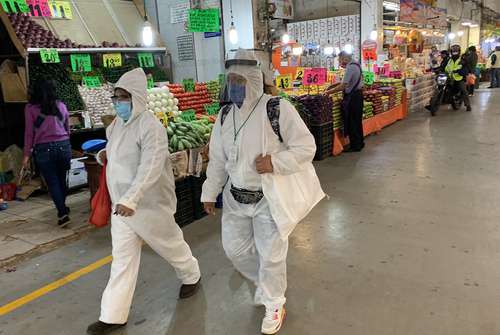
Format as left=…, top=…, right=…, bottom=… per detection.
left=34, top=140, right=71, bottom=218
left=453, top=80, right=471, bottom=108
left=345, top=90, right=364, bottom=150
left=491, top=68, right=500, bottom=88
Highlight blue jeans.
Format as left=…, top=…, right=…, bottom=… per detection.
left=34, top=140, right=71, bottom=218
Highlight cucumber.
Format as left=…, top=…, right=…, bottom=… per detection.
left=170, top=122, right=177, bottom=131
left=181, top=139, right=192, bottom=149
left=167, top=127, right=174, bottom=137
left=178, top=141, right=185, bottom=151
left=170, top=134, right=178, bottom=148
left=177, top=125, right=189, bottom=133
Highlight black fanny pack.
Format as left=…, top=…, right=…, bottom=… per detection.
left=230, top=184, right=264, bottom=204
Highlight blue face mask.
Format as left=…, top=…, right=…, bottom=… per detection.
left=114, top=101, right=132, bottom=121
left=229, top=84, right=246, bottom=108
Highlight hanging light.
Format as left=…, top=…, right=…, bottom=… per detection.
left=457, top=31, right=464, bottom=37
left=448, top=32, right=456, bottom=40
left=281, top=32, right=290, bottom=44
left=335, top=47, right=341, bottom=55
left=469, top=23, right=479, bottom=28
left=228, top=0, right=238, bottom=45
left=323, top=40, right=334, bottom=55
left=292, top=46, right=303, bottom=56
left=370, top=30, right=378, bottom=41
left=343, top=44, right=353, bottom=54
left=141, top=0, right=153, bottom=47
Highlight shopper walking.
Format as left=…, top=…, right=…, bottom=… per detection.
left=202, top=50, right=324, bottom=335
left=446, top=45, right=472, bottom=112
left=87, top=68, right=201, bottom=335
left=324, top=51, right=365, bottom=152
left=23, top=79, right=71, bottom=227
left=464, top=46, right=478, bottom=96
left=488, top=46, right=500, bottom=88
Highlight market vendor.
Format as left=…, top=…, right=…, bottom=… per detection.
left=324, top=51, right=365, bottom=152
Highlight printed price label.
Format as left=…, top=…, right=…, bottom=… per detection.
left=188, top=8, right=220, bottom=32
left=40, top=48, right=60, bottom=63
left=275, top=74, right=292, bottom=89
left=1, top=0, right=30, bottom=13
left=294, top=67, right=305, bottom=81
left=82, top=76, right=101, bottom=88
left=180, top=109, right=196, bottom=122
left=27, top=0, right=52, bottom=16
left=138, top=53, right=154, bottom=68
left=147, top=77, right=154, bottom=89
left=302, top=68, right=327, bottom=86
left=363, top=71, right=375, bottom=85
left=182, top=78, right=195, bottom=92
left=103, top=53, right=122, bottom=68
left=70, top=54, right=91, bottom=72
left=48, top=0, right=72, bottom=19
left=204, top=103, right=220, bottom=116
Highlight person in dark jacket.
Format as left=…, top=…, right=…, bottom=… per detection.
left=445, top=45, right=471, bottom=112
left=438, top=50, right=450, bottom=73
left=465, top=46, right=478, bottom=95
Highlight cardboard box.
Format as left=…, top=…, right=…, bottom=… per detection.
left=0, top=72, right=27, bottom=102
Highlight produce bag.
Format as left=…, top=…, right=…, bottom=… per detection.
left=170, top=151, right=189, bottom=180
left=89, top=164, right=111, bottom=228
left=466, top=74, right=476, bottom=86
left=188, top=145, right=208, bottom=177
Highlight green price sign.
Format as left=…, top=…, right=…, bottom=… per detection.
left=180, top=109, right=196, bottom=122
left=182, top=78, right=195, bottom=92
left=70, top=54, right=91, bottom=72
left=0, top=0, right=29, bottom=13
left=204, top=103, right=220, bottom=116
left=188, top=8, right=220, bottom=33
left=82, top=76, right=101, bottom=88
left=40, top=48, right=60, bottom=64
left=147, top=77, right=154, bottom=89
left=363, top=71, right=375, bottom=85
left=138, top=53, right=154, bottom=68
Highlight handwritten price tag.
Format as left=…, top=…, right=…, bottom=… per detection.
left=204, top=103, right=220, bottom=116
left=27, top=0, right=52, bottom=16
left=138, top=53, right=154, bottom=68
left=302, top=68, right=327, bottom=86
left=294, top=67, right=305, bottom=81
left=70, top=54, right=91, bottom=72
left=40, top=48, right=60, bottom=63
left=180, top=109, right=196, bottom=122
left=103, top=53, right=122, bottom=68
left=1, top=0, right=30, bottom=13
left=276, top=74, right=292, bottom=89
left=147, top=77, right=154, bottom=89
left=363, top=71, right=375, bottom=85
left=82, top=76, right=101, bottom=88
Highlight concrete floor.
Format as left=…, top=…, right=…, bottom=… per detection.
left=1, top=88, right=500, bottom=335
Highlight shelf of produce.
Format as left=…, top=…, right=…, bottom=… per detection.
left=26, top=47, right=167, bottom=55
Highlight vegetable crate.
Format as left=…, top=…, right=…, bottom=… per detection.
left=190, top=174, right=207, bottom=220
left=310, top=123, right=333, bottom=161
left=175, top=178, right=194, bottom=227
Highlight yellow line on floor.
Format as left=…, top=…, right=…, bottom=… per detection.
left=0, top=255, right=112, bottom=316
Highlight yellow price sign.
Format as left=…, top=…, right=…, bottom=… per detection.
left=294, top=67, right=305, bottom=81
left=275, top=74, right=292, bottom=90
left=103, top=53, right=122, bottom=68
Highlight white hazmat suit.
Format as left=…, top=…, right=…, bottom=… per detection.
left=99, top=68, right=200, bottom=324
left=201, top=50, right=317, bottom=310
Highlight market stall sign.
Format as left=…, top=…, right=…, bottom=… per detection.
left=147, top=77, right=154, bottom=89
left=180, top=109, right=196, bottom=122
left=294, top=67, right=305, bottom=81
left=48, top=0, right=72, bottom=19
left=363, top=71, right=375, bottom=85
left=182, top=78, right=195, bottom=92
left=27, top=0, right=52, bottom=16
left=1, top=0, right=29, bottom=13
left=138, top=53, right=154, bottom=68
left=103, top=53, right=122, bottom=68
left=362, top=40, right=377, bottom=61
left=303, top=68, right=326, bottom=86
left=188, top=8, right=220, bottom=33
left=70, top=54, right=91, bottom=72
left=276, top=74, right=292, bottom=89
left=40, top=48, right=60, bottom=63
left=205, top=103, right=220, bottom=116
left=82, top=76, right=101, bottom=88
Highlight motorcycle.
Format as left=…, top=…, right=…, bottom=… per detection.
left=426, top=72, right=463, bottom=116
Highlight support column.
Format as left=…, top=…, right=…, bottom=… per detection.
left=361, top=0, right=383, bottom=55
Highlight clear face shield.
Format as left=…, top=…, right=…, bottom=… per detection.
left=220, top=58, right=259, bottom=108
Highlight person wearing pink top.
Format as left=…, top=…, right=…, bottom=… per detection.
left=23, top=79, right=72, bottom=227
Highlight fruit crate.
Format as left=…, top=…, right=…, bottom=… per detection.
left=310, top=123, right=333, bottom=161
left=190, top=174, right=207, bottom=220
left=175, top=178, right=194, bottom=227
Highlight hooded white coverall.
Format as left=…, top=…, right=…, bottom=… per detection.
left=201, top=50, right=316, bottom=309
left=99, top=68, right=200, bottom=324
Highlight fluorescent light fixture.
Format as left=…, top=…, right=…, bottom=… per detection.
left=335, top=47, right=341, bottom=55
left=370, top=30, right=378, bottom=41
left=229, top=23, right=238, bottom=44
left=281, top=32, right=290, bottom=44
left=461, top=22, right=471, bottom=26
left=142, top=21, right=153, bottom=47
left=324, top=45, right=334, bottom=55
left=469, top=23, right=479, bottom=28
left=343, top=44, right=353, bottom=54
left=383, top=1, right=399, bottom=11
left=448, top=32, right=456, bottom=40
left=457, top=31, right=464, bottom=37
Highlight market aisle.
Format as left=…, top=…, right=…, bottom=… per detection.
left=1, top=89, right=500, bottom=335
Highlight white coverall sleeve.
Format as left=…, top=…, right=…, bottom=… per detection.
left=271, top=99, right=316, bottom=175
left=201, top=115, right=228, bottom=203
left=117, top=119, right=168, bottom=211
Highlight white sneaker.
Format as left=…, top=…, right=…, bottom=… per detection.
left=261, top=305, right=286, bottom=334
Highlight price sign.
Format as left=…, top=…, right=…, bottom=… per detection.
left=27, top=0, right=52, bottom=16
left=188, top=8, right=220, bottom=33
left=362, top=40, right=377, bottom=61
left=294, top=67, right=305, bottom=81
left=182, top=78, right=195, bottom=92
left=275, top=74, right=292, bottom=89
left=180, top=109, right=196, bottom=122
left=363, top=71, right=375, bottom=85
left=205, top=103, right=220, bottom=116
left=303, top=68, right=327, bottom=86
left=103, top=53, right=122, bottom=68
left=82, top=76, right=101, bottom=88
left=40, top=48, right=60, bottom=63
left=70, top=54, right=91, bottom=72
left=1, top=0, right=30, bottom=13
left=138, top=53, right=154, bottom=68
left=147, top=77, right=154, bottom=89
left=48, top=1, right=72, bottom=19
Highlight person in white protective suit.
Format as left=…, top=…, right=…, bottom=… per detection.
left=87, top=68, right=201, bottom=335
left=202, top=50, right=324, bottom=334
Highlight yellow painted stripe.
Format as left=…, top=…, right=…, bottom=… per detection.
left=0, top=255, right=112, bottom=316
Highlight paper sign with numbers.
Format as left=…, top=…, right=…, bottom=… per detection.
left=1, top=0, right=30, bottom=13
left=40, top=48, right=60, bottom=63
left=362, top=71, right=375, bottom=85
left=70, top=54, right=91, bottom=72
left=147, top=77, right=154, bottom=89
left=303, top=68, right=327, bottom=86
left=48, top=1, right=72, bottom=19
left=275, top=74, right=292, bottom=90
left=294, top=67, right=305, bottom=81
left=27, top=0, right=52, bottom=16
left=327, top=71, right=336, bottom=83
left=180, top=110, right=196, bottom=122
left=83, top=76, right=101, bottom=88
left=138, top=53, right=154, bottom=68
left=205, top=103, right=220, bottom=116
left=103, top=53, right=122, bottom=68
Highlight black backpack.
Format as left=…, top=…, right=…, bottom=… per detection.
left=220, top=97, right=283, bottom=142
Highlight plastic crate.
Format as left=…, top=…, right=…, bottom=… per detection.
left=190, top=174, right=207, bottom=220
left=175, top=178, right=194, bottom=227
left=0, top=183, right=16, bottom=201
left=310, top=123, right=333, bottom=161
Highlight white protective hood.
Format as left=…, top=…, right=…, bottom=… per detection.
left=225, top=49, right=264, bottom=108
left=114, top=68, right=148, bottom=125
